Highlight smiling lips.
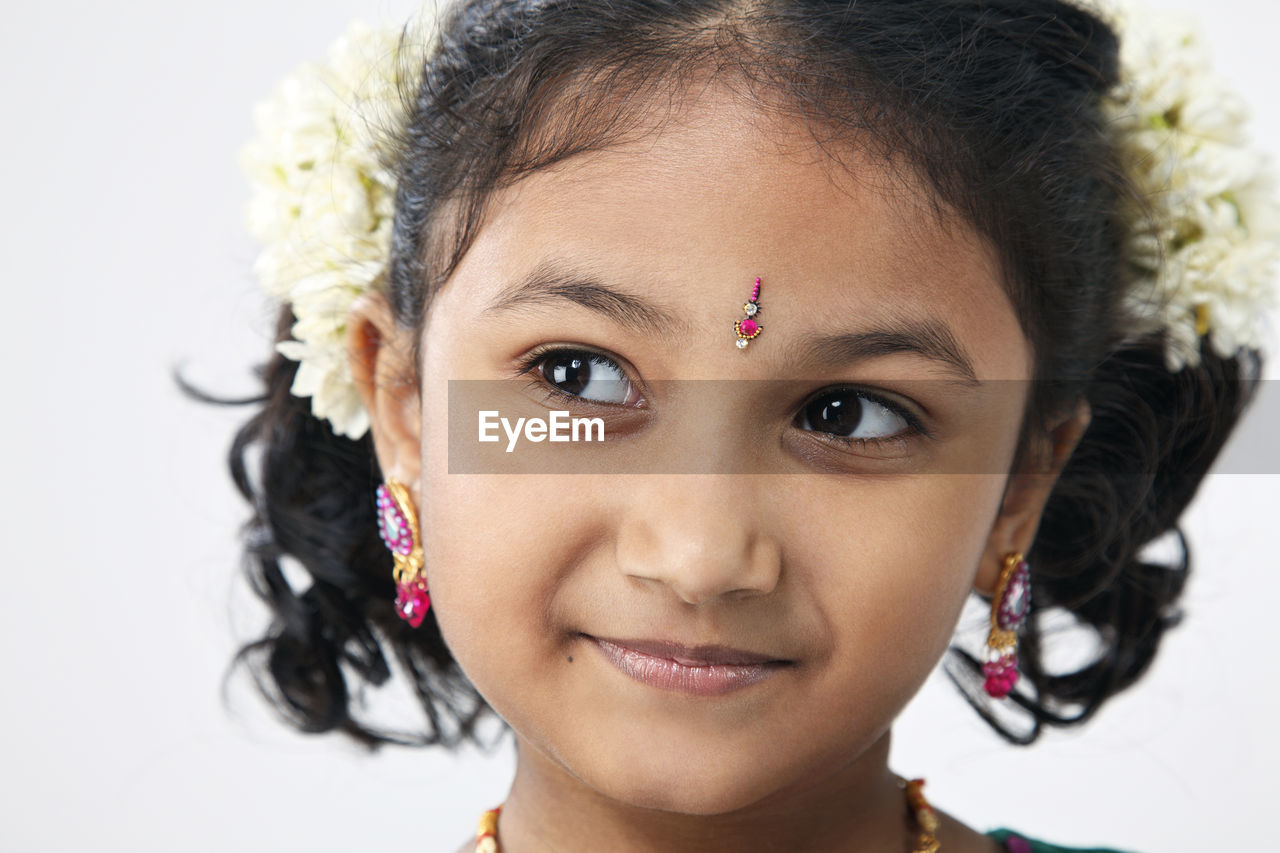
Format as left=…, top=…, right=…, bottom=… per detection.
left=589, top=635, right=790, bottom=695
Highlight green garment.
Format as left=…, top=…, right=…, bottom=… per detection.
left=985, top=828, right=1136, bottom=853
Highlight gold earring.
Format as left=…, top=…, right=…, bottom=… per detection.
left=983, top=552, right=1030, bottom=698
left=375, top=479, right=429, bottom=627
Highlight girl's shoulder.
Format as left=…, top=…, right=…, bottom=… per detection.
left=985, top=828, right=1137, bottom=853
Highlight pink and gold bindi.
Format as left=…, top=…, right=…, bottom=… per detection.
left=734, top=277, right=763, bottom=349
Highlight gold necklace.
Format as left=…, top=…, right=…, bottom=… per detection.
left=474, top=776, right=941, bottom=852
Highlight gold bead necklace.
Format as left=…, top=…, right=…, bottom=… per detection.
left=474, top=776, right=941, bottom=852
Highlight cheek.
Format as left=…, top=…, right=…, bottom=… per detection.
left=417, top=462, right=595, bottom=717
left=785, top=473, right=1006, bottom=691
left=414, top=332, right=573, bottom=717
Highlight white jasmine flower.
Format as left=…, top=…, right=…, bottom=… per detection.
left=1100, top=0, right=1280, bottom=370
left=240, top=14, right=438, bottom=438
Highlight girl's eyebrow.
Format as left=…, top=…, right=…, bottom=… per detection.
left=788, top=322, right=982, bottom=387
left=485, top=258, right=981, bottom=386
left=483, top=258, right=692, bottom=340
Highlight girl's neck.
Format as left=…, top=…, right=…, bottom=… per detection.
left=496, top=731, right=914, bottom=853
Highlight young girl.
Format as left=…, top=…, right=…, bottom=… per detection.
left=231, top=0, right=1277, bottom=850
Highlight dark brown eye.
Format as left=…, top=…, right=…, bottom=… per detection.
left=797, top=390, right=909, bottom=440
left=539, top=350, right=637, bottom=405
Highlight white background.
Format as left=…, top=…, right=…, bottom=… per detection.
left=2, top=0, right=1277, bottom=850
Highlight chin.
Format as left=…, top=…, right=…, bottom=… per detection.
left=581, top=734, right=813, bottom=816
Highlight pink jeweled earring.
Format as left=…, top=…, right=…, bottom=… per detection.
left=982, top=551, right=1030, bottom=698
left=734, top=276, right=763, bottom=349
left=376, top=479, right=429, bottom=627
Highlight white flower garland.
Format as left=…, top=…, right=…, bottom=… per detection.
left=240, top=17, right=437, bottom=438
left=1096, top=0, right=1280, bottom=371
left=241, top=1, right=1280, bottom=438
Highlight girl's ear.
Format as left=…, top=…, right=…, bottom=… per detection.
left=348, top=291, right=422, bottom=492
left=974, top=397, right=1092, bottom=596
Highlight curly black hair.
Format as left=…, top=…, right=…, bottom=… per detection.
left=221, top=0, right=1263, bottom=749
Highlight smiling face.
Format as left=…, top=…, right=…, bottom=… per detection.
left=355, top=81, right=1062, bottom=823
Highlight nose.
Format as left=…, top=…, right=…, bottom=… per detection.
left=614, top=475, right=782, bottom=605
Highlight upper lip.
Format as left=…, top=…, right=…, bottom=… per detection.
left=589, top=635, right=787, bottom=666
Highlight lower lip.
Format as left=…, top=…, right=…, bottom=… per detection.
left=590, top=637, right=786, bottom=696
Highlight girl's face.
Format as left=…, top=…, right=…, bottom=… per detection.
left=363, top=83, right=1067, bottom=816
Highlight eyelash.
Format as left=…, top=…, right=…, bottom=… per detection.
left=513, top=344, right=929, bottom=452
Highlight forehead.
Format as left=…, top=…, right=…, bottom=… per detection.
left=436, top=81, right=1031, bottom=381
